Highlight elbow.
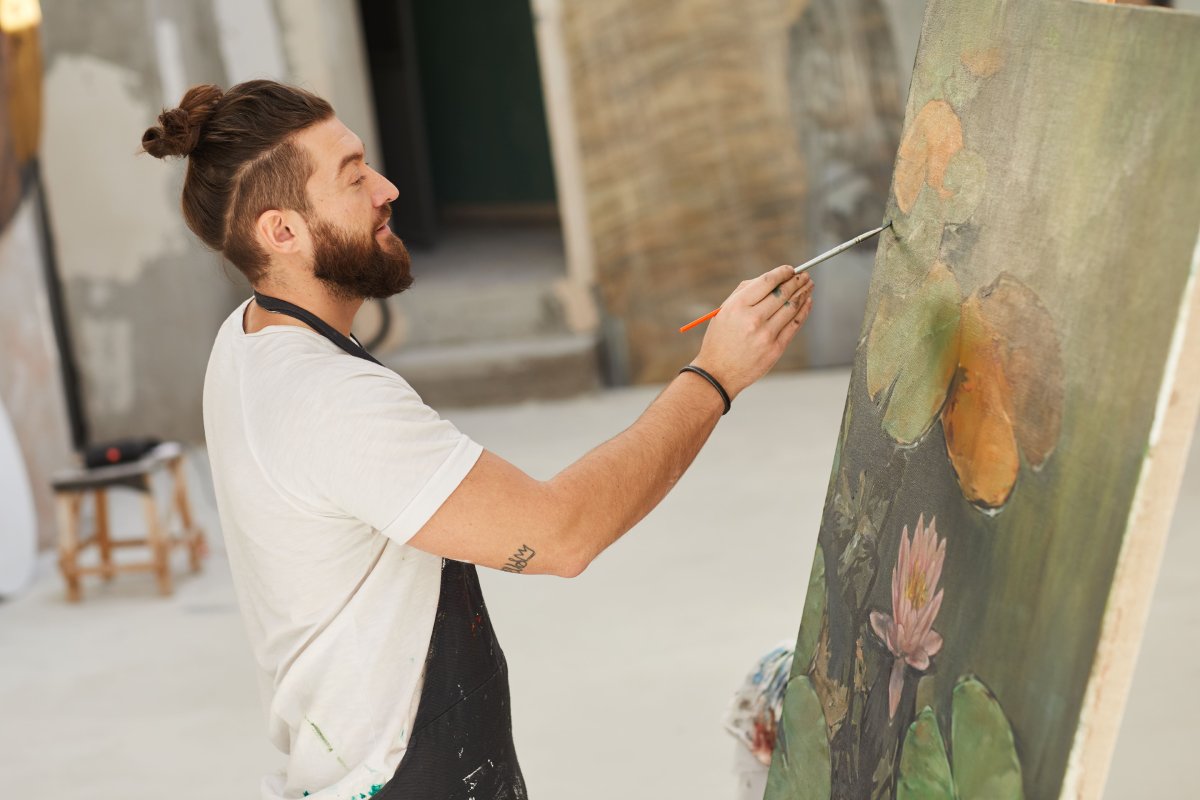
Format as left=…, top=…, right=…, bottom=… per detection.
left=545, top=516, right=596, bottom=579
left=541, top=529, right=592, bottom=578
left=535, top=481, right=592, bottom=579
left=553, top=549, right=591, bottom=579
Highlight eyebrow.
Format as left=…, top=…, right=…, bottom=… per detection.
left=336, top=149, right=365, bottom=178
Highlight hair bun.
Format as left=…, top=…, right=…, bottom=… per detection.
left=141, top=84, right=224, bottom=159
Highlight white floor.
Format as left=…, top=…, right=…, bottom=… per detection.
left=0, top=368, right=1195, bottom=799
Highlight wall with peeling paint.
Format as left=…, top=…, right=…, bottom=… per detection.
left=39, top=0, right=241, bottom=443
left=37, top=0, right=382, bottom=443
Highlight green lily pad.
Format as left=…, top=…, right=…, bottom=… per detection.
left=951, top=676, right=1024, bottom=800
left=898, top=707, right=955, bottom=800
left=882, top=189, right=946, bottom=290
left=765, top=675, right=831, bottom=800
left=865, top=262, right=962, bottom=445
left=941, top=60, right=987, bottom=111
left=942, top=148, right=988, bottom=224
left=912, top=4, right=1006, bottom=110
left=828, top=401, right=852, bottom=484
left=793, top=552, right=827, bottom=674
left=909, top=44, right=956, bottom=110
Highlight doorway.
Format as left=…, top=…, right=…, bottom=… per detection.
left=355, top=0, right=598, bottom=407
left=357, top=0, right=560, bottom=247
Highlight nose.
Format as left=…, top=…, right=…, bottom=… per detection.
left=371, top=167, right=399, bottom=207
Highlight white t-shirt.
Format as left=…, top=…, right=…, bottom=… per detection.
left=203, top=298, right=482, bottom=799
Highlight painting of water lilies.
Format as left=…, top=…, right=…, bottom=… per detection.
left=766, top=1, right=1200, bottom=798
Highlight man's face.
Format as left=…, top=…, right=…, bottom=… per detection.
left=298, top=118, right=412, bottom=299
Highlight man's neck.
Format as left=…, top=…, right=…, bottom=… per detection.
left=245, top=283, right=363, bottom=337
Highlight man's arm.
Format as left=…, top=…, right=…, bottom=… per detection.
left=407, top=265, right=815, bottom=577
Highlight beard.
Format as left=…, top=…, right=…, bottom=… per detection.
left=309, top=205, right=413, bottom=300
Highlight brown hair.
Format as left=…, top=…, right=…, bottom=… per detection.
left=142, top=80, right=334, bottom=282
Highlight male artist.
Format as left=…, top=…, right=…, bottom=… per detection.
left=143, top=80, right=814, bottom=800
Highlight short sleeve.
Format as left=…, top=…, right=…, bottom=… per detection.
left=290, top=364, right=482, bottom=545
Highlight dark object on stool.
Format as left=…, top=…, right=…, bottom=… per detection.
left=51, top=441, right=207, bottom=601
left=83, top=437, right=161, bottom=469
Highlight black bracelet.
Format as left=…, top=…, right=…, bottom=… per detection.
left=679, top=365, right=732, bottom=415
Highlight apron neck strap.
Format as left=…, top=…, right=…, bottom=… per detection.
left=252, top=292, right=383, bottom=367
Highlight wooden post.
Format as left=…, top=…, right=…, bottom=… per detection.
left=94, top=488, right=114, bottom=580
left=141, top=492, right=172, bottom=596
left=169, top=456, right=206, bottom=572
left=55, top=492, right=82, bottom=602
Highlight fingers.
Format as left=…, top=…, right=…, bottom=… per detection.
left=757, top=271, right=813, bottom=320
left=738, top=264, right=799, bottom=306
left=696, top=266, right=814, bottom=397
left=766, top=277, right=814, bottom=336
left=776, top=292, right=814, bottom=347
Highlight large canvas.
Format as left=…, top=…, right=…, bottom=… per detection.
left=766, top=1, right=1200, bottom=798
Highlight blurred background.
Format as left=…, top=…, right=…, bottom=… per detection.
left=1, top=1, right=1196, bottom=797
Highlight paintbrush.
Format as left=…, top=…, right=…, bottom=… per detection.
left=678, top=221, right=893, bottom=333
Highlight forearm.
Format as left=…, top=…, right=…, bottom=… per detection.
left=407, top=265, right=812, bottom=578
left=545, top=371, right=726, bottom=568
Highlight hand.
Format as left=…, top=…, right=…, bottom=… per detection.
left=692, top=265, right=814, bottom=399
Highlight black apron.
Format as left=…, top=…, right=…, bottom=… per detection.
left=253, top=293, right=527, bottom=799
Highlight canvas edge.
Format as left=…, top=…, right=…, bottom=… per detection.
left=1060, top=227, right=1200, bottom=800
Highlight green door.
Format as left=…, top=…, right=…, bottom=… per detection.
left=412, top=0, right=558, bottom=219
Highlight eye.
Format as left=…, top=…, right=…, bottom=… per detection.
left=352, top=174, right=366, bottom=186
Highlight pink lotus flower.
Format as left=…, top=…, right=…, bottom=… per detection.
left=870, top=514, right=947, bottom=720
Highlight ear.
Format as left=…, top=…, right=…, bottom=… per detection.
left=255, top=209, right=308, bottom=257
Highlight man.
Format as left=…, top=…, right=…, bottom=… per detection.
left=143, top=80, right=814, bottom=800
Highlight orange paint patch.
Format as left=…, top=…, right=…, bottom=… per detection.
left=976, top=275, right=1064, bottom=468
left=942, top=297, right=1020, bottom=509
left=894, top=100, right=965, bottom=213
left=961, top=47, right=1004, bottom=79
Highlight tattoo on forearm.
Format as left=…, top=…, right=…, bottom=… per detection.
left=501, top=544, right=537, bottom=574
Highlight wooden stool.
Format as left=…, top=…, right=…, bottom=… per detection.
left=52, top=442, right=207, bottom=601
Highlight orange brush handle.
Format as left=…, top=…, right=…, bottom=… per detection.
left=678, top=222, right=891, bottom=334
left=679, top=307, right=720, bottom=333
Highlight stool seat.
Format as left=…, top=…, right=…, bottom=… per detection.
left=51, top=442, right=183, bottom=492
left=52, top=441, right=206, bottom=601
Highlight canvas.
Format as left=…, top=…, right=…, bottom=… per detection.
left=765, top=1, right=1200, bottom=798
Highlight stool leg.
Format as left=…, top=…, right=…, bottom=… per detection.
left=56, top=493, right=82, bottom=602
left=170, top=457, right=206, bottom=571
left=142, top=493, right=172, bottom=596
left=94, top=489, right=115, bottom=580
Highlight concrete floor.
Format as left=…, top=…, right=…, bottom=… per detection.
left=0, top=368, right=1195, bottom=798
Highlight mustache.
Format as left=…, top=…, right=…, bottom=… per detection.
left=375, top=204, right=393, bottom=230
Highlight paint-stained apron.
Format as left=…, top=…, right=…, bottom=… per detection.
left=253, top=293, right=527, bottom=799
